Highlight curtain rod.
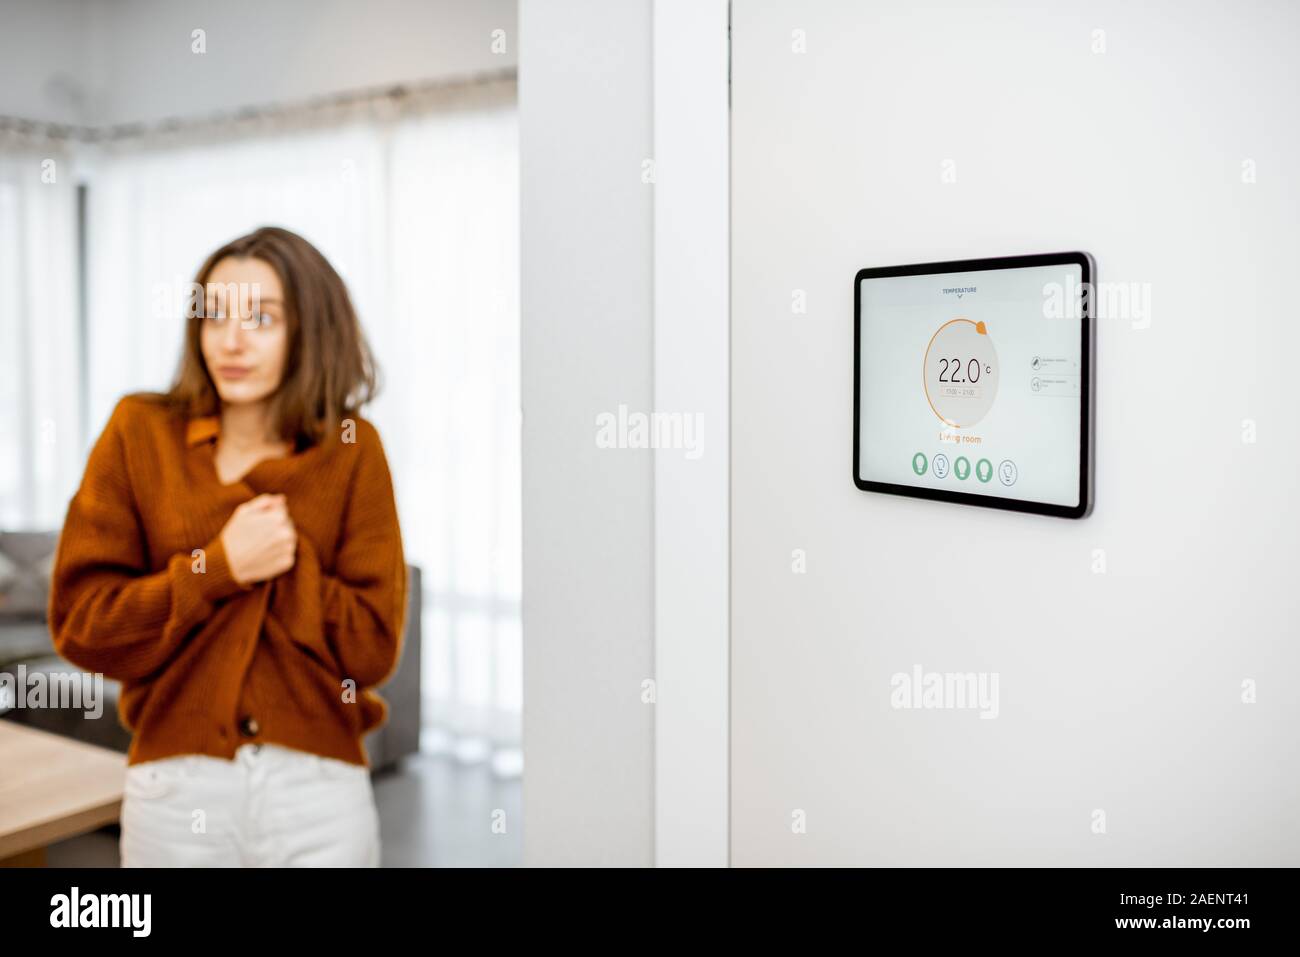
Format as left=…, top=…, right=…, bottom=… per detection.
left=0, top=67, right=516, bottom=145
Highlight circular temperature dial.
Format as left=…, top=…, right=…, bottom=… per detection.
left=923, top=318, right=999, bottom=427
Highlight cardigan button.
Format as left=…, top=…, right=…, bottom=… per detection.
left=238, top=715, right=260, bottom=737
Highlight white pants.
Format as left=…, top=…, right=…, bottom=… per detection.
left=120, top=743, right=381, bottom=867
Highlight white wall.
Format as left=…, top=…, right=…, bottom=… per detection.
left=520, top=0, right=655, bottom=866
left=0, top=0, right=516, bottom=126
left=652, top=0, right=730, bottom=867
left=0, top=0, right=95, bottom=124
left=731, top=0, right=1300, bottom=865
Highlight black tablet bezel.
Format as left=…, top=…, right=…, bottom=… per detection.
left=852, top=251, right=1095, bottom=520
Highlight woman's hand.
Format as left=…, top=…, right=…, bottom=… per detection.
left=220, top=494, right=298, bottom=586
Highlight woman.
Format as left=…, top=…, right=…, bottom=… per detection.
left=48, top=226, right=406, bottom=867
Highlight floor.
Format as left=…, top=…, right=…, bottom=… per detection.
left=43, top=751, right=523, bottom=868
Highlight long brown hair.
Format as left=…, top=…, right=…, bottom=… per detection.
left=163, top=226, right=378, bottom=447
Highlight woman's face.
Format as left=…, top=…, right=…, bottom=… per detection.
left=200, top=256, right=289, bottom=407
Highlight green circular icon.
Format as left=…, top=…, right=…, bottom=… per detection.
left=912, top=452, right=928, bottom=476
left=976, top=458, right=993, bottom=483
left=954, top=456, right=971, bottom=480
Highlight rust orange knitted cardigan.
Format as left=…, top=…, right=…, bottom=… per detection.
left=47, top=394, right=407, bottom=767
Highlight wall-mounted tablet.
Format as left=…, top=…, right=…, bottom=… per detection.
left=853, top=252, right=1094, bottom=518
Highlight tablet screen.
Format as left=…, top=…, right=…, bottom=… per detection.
left=854, top=254, right=1092, bottom=517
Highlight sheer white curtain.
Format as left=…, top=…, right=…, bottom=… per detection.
left=0, top=144, right=82, bottom=529
left=385, top=103, right=522, bottom=764
left=29, top=81, right=521, bottom=764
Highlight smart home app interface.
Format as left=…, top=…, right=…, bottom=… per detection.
left=857, top=263, right=1083, bottom=507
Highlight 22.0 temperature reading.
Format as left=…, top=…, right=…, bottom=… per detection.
left=937, top=358, right=993, bottom=384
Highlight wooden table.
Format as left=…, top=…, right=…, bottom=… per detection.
left=0, top=720, right=125, bottom=866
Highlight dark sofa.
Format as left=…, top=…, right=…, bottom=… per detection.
left=0, top=530, right=420, bottom=770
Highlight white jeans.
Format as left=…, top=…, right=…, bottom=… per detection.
left=120, top=743, right=381, bottom=867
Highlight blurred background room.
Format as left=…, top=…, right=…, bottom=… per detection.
left=0, top=0, right=521, bottom=866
